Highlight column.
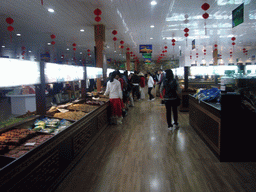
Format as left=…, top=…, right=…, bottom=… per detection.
left=94, top=24, right=105, bottom=92
left=126, top=52, right=131, bottom=71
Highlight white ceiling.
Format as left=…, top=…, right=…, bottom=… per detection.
left=0, top=0, right=255, bottom=63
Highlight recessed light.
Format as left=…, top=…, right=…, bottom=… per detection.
left=67, top=48, right=69, bottom=50
left=48, top=8, right=54, bottom=13
left=150, top=38, right=153, bottom=39
left=80, top=29, right=84, bottom=32
left=16, top=34, right=21, bottom=36
left=119, top=54, right=121, bottom=55
left=151, top=1, right=157, bottom=5
left=48, top=43, right=51, bottom=45
left=29, top=50, right=31, bottom=53
left=80, top=52, right=82, bottom=54
left=150, top=25, right=155, bottom=28
left=2, top=45, right=5, bottom=48
left=114, top=51, right=116, bottom=52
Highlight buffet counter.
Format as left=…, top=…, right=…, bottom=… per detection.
left=0, top=101, right=109, bottom=192
left=189, top=95, right=221, bottom=158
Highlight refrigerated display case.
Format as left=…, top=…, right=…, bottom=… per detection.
left=0, top=59, right=110, bottom=192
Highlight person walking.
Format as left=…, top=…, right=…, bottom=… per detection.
left=147, top=72, right=155, bottom=101
left=139, top=72, right=146, bottom=100
left=160, top=69, right=179, bottom=131
left=104, top=71, right=123, bottom=125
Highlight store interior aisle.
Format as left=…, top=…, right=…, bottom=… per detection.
left=54, top=98, right=254, bottom=192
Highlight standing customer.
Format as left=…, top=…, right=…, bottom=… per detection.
left=147, top=73, right=155, bottom=101
left=131, top=71, right=141, bottom=101
left=104, top=71, right=123, bottom=124
left=160, top=69, right=179, bottom=131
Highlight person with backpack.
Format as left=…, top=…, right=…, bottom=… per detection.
left=160, top=69, right=180, bottom=131
left=131, top=71, right=141, bottom=101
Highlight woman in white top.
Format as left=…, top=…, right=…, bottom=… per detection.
left=104, top=71, right=123, bottom=124
left=147, top=73, right=155, bottom=101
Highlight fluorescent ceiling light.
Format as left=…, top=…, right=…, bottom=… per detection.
left=16, top=34, right=21, bottom=36
left=67, top=48, right=69, bottom=50
left=114, top=51, right=116, bottom=52
left=150, top=25, right=155, bottom=28
left=2, top=46, right=5, bottom=48
left=150, top=37, right=153, bottom=39
left=80, top=52, right=82, bottom=54
left=47, top=43, right=51, bottom=45
left=29, top=51, right=31, bottom=53
left=80, top=29, right=84, bottom=32
left=151, top=1, right=157, bottom=5
left=48, top=8, right=54, bottom=13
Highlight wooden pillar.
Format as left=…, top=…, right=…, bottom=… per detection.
left=213, top=49, right=218, bottom=65
left=184, top=66, right=189, bottom=91
left=35, top=61, right=46, bottom=115
left=94, top=24, right=105, bottom=92
left=126, top=52, right=131, bottom=71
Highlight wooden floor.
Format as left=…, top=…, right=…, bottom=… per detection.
left=54, top=98, right=256, bottom=192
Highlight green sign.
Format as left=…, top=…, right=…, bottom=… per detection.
left=144, top=58, right=151, bottom=64
left=142, top=53, right=152, bottom=59
left=232, top=3, right=244, bottom=28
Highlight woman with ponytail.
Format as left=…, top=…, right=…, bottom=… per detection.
left=104, top=71, right=123, bottom=124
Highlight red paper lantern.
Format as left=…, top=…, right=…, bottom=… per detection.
left=112, top=30, right=117, bottom=35
left=204, top=53, right=206, bottom=55
left=88, top=53, right=91, bottom=56
left=21, top=46, right=26, bottom=50
left=73, top=48, right=76, bottom=51
left=172, top=43, right=175, bottom=46
left=50, top=34, right=56, bottom=39
left=6, top=17, right=14, bottom=25
left=22, top=51, right=25, bottom=55
left=230, top=52, right=232, bottom=54
left=130, top=52, right=133, bottom=54
left=73, top=43, right=77, bottom=47
left=232, top=42, right=236, bottom=46
left=7, top=26, right=14, bottom=32
left=231, top=37, right=236, bottom=41
left=51, top=41, right=55, bottom=45
left=113, top=37, right=117, bottom=41
left=87, top=49, right=90, bottom=52
left=202, top=12, right=209, bottom=19
left=243, top=48, right=246, bottom=51
left=172, top=39, right=176, bottom=43
left=164, top=46, right=168, bottom=49
left=214, top=49, right=217, bottom=51
left=201, top=3, right=210, bottom=11
left=214, top=44, right=218, bottom=47
left=126, top=48, right=130, bottom=51
left=196, top=53, right=198, bottom=55
left=204, top=49, right=206, bottom=52
left=22, top=57, right=24, bottom=59
left=162, top=51, right=165, bottom=53
left=95, top=16, right=101, bottom=22
left=120, top=45, right=124, bottom=49
left=94, top=8, right=102, bottom=16
left=230, top=55, right=232, bottom=57
left=184, top=33, right=189, bottom=37
left=127, top=52, right=130, bottom=54
left=165, top=50, right=167, bottom=53
left=120, top=40, right=124, bottom=44
left=184, top=28, right=189, bottom=33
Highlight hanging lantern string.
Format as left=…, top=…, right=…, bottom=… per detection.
left=41, top=0, right=43, bottom=5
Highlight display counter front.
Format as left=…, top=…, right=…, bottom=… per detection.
left=0, top=100, right=109, bottom=192
left=189, top=95, right=221, bottom=158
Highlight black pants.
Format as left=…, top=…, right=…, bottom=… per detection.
left=164, top=100, right=178, bottom=127
left=148, top=87, right=154, bottom=100
left=132, top=86, right=140, bottom=100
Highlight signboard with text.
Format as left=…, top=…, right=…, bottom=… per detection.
left=139, top=45, right=152, bottom=53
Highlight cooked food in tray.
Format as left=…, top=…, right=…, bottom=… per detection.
left=53, top=111, right=88, bottom=121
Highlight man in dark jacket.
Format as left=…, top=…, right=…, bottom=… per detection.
left=131, top=71, right=141, bottom=100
